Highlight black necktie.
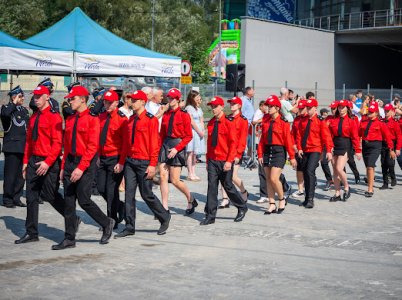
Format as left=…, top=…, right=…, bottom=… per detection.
left=211, top=119, right=219, bottom=147
left=32, top=111, right=41, bottom=141
left=100, top=114, right=111, bottom=146
left=364, top=120, right=373, bottom=138
left=267, top=120, right=274, bottom=145
left=167, top=111, right=175, bottom=137
left=131, top=115, right=139, bottom=145
left=71, top=114, right=79, bottom=155
left=302, top=119, right=312, bottom=149
left=338, top=117, right=343, bottom=137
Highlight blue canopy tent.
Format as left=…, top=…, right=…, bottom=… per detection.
left=0, top=30, right=73, bottom=74
left=26, top=7, right=181, bottom=77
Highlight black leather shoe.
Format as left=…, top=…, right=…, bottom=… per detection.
left=299, top=200, right=308, bottom=207
left=379, top=184, right=389, bottom=190
left=15, top=234, right=39, bottom=244
left=118, top=202, right=125, bottom=223
left=234, top=207, right=248, bottom=222
left=75, top=217, right=81, bottom=234
left=157, top=213, right=171, bottom=235
left=342, top=189, right=351, bottom=201
left=100, top=218, right=115, bottom=244
left=51, top=239, right=76, bottom=250
left=3, top=202, right=16, bottom=208
left=391, top=179, right=397, bottom=187
left=114, top=229, right=135, bottom=238
left=364, top=191, right=374, bottom=198
left=355, top=176, right=361, bottom=184
left=329, top=195, right=341, bottom=202
left=14, top=201, right=27, bottom=207
left=277, top=198, right=287, bottom=214
left=185, top=198, right=198, bottom=215
left=304, top=199, right=314, bottom=209
left=323, top=181, right=332, bottom=191
left=200, top=216, right=215, bottom=225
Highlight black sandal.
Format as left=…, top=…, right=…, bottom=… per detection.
left=264, top=202, right=277, bottom=215
left=277, top=198, right=287, bottom=214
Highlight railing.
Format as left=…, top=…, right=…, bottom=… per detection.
left=295, top=9, right=402, bottom=31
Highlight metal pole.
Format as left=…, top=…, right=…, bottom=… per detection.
left=285, top=80, right=288, bottom=89
left=390, top=84, right=393, bottom=103
left=151, top=0, right=155, bottom=51
left=343, top=83, right=346, bottom=99
left=315, top=82, right=318, bottom=98
left=367, top=83, right=370, bottom=94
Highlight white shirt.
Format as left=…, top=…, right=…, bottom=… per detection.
left=351, top=102, right=361, bottom=120
left=280, top=99, right=294, bottom=122
left=145, top=101, right=162, bottom=130
left=252, top=109, right=264, bottom=122
left=118, top=106, right=133, bottom=119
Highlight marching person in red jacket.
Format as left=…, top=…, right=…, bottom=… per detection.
left=159, top=88, right=198, bottom=215
left=97, top=89, right=127, bottom=228
left=201, top=96, right=248, bottom=225
left=219, top=96, right=249, bottom=209
left=258, top=95, right=296, bottom=214
left=359, top=101, right=395, bottom=197
left=291, top=99, right=307, bottom=198
left=15, top=86, right=69, bottom=245
left=296, top=98, right=333, bottom=208
left=114, top=90, right=171, bottom=237
left=327, top=99, right=362, bottom=202
left=52, top=86, right=115, bottom=250
left=379, top=103, right=401, bottom=189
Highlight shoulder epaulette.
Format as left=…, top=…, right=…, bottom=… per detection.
left=146, top=112, right=154, bottom=118
left=181, top=108, right=188, bottom=113
left=89, top=111, right=98, bottom=117
left=117, top=110, right=126, bottom=118
left=317, top=115, right=324, bottom=121
left=281, top=116, right=288, bottom=122
left=240, top=114, right=247, bottom=120
left=226, top=115, right=234, bottom=121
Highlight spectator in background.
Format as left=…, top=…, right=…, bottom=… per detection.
left=279, top=87, right=298, bottom=123
left=288, top=89, right=295, bottom=103
left=377, top=99, right=385, bottom=118
left=355, top=90, right=363, bottom=108
left=360, top=94, right=370, bottom=117
left=145, top=87, right=167, bottom=128
left=240, top=87, right=255, bottom=124
left=119, top=91, right=133, bottom=119
left=185, top=90, right=205, bottom=182
left=349, top=94, right=361, bottom=120
left=393, top=94, right=402, bottom=116
left=141, top=86, right=154, bottom=102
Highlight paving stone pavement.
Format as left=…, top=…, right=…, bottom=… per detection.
left=0, top=154, right=402, bottom=299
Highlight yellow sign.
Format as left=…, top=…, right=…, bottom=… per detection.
left=181, top=76, right=192, bottom=84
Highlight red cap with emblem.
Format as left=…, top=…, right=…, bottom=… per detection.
left=384, top=103, right=395, bottom=111
left=128, top=90, right=147, bottom=101
left=227, top=96, right=242, bottom=106
left=207, top=96, right=224, bottom=106
left=167, top=88, right=181, bottom=100
left=368, top=101, right=379, bottom=113
left=329, top=101, right=339, bottom=109
left=305, top=98, right=318, bottom=107
left=103, top=90, right=119, bottom=102
left=298, top=99, right=307, bottom=109
left=33, top=85, right=50, bottom=96
left=64, top=85, right=89, bottom=98
left=264, top=95, right=281, bottom=108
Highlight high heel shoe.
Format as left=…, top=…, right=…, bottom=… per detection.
left=277, top=198, right=287, bottom=214
left=329, top=195, right=341, bottom=202
left=185, top=198, right=198, bottom=215
left=342, top=189, right=351, bottom=201
left=264, top=203, right=277, bottom=215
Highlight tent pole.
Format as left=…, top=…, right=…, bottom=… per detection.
left=9, top=72, right=13, bottom=91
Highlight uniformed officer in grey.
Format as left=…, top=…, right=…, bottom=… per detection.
left=1, top=85, right=29, bottom=208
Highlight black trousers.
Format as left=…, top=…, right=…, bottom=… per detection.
left=300, top=152, right=320, bottom=201
left=258, top=163, right=289, bottom=198
left=124, top=158, right=169, bottom=232
left=2, top=152, right=24, bottom=205
left=63, top=155, right=109, bottom=241
left=206, top=159, right=247, bottom=218
left=347, top=149, right=360, bottom=178
left=25, top=156, right=65, bottom=237
left=97, top=155, right=124, bottom=223
left=381, top=144, right=396, bottom=184
left=320, top=147, right=332, bottom=181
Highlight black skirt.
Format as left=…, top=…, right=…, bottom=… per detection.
left=333, top=137, right=351, bottom=156
left=158, top=137, right=186, bottom=167
left=362, top=140, right=382, bottom=168
left=263, top=145, right=286, bottom=168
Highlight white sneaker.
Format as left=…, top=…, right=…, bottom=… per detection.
left=292, top=190, right=304, bottom=198
left=256, top=197, right=268, bottom=203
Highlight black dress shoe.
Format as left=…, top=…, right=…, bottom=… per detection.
left=304, top=199, right=314, bottom=209
left=51, top=239, right=76, bottom=250
left=3, top=202, right=16, bottom=208
left=329, top=195, right=341, bottom=202
left=379, top=184, right=389, bottom=190
left=14, top=201, right=27, bottom=207
left=157, top=213, right=171, bottom=235
left=364, top=177, right=368, bottom=184
left=299, top=200, right=308, bottom=207
left=114, top=229, right=135, bottom=238
left=323, top=181, right=332, bottom=191
left=15, top=234, right=39, bottom=244
left=234, top=207, right=248, bottom=222
left=391, top=179, right=397, bottom=187
left=200, top=217, right=215, bottom=225
left=342, top=189, right=351, bottom=201
left=355, top=176, right=361, bottom=184
left=100, top=218, right=115, bottom=244
left=185, top=198, right=198, bottom=215
left=118, top=202, right=125, bottom=223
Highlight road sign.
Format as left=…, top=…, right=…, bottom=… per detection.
left=181, top=60, right=192, bottom=76
left=181, top=76, right=192, bottom=84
